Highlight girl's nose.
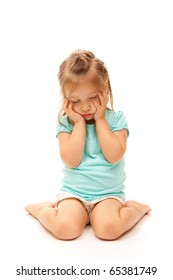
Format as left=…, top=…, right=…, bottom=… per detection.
left=81, top=102, right=90, bottom=112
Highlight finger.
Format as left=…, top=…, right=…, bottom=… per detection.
left=98, top=92, right=108, bottom=107
left=68, top=101, right=74, bottom=112
left=99, top=91, right=108, bottom=105
left=62, top=98, right=69, bottom=111
left=64, top=98, right=69, bottom=103
left=92, top=98, right=101, bottom=109
left=98, top=92, right=104, bottom=105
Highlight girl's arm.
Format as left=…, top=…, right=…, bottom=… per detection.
left=58, top=99, right=86, bottom=168
left=93, top=91, right=127, bottom=164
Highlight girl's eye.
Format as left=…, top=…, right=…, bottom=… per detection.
left=72, top=100, right=79, bottom=104
left=90, top=96, right=97, bottom=100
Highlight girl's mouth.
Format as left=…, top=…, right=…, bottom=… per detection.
left=83, top=114, right=92, bottom=118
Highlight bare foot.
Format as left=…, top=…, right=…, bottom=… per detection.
left=125, top=200, right=151, bottom=216
left=25, top=202, right=56, bottom=219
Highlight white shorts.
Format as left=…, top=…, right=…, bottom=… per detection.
left=55, top=191, right=125, bottom=224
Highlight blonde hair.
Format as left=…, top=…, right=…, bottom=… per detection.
left=57, top=50, right=114, bottom=123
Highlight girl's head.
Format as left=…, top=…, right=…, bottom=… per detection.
left=58, top=50, right=113, bottom=122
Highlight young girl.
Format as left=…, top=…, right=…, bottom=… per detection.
left=25, top=50, right=151, bottom=240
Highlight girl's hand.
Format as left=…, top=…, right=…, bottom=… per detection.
left=63, top=99, right=84, bottom=124
left=92, top=90, right=109, bottom=121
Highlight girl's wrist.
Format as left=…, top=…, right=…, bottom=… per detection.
left=73, top=117, right=85, bottom=125
left=95, top=115, right=106, bottom=123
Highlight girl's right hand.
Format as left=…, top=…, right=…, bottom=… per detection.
left=63, top=99, right=84, bottom=124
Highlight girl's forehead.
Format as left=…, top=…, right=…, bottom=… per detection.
left=66, top=81, right=99, bottom=97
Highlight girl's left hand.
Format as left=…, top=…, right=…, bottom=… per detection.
left=92, top=90, right=109, bottom=120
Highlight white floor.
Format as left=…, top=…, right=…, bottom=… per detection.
left=2, top=144, right=173, bottom=279
left=1, top=194, right=172, bottom=280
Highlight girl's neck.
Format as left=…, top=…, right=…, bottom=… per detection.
left=85, top=118, right=95, bottom=124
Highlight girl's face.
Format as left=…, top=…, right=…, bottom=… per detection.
left=65, top=82, right=101, bottom=122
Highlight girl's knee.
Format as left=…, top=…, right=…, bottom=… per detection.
left=53, top=217, right=84, bottom=240
left=92, top=220, right=123, bottom=240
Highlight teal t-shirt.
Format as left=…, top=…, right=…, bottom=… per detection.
left=56, top=110, right=129, bottom=201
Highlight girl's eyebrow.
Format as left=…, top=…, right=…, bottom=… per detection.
left=70, top=91, right=97, bottom=99
left=89, top=92, right=97, bottom=97
left=88, top=91, right=97, bottom=96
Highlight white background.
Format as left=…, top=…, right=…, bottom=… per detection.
left=0, top=0, right=173, bottom=279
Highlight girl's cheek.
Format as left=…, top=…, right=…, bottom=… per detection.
left=91, top=102, right=97, bottom=113
left=73, top=104, right=80, bottom=113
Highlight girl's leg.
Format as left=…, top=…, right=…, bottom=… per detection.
left=90, top=199, right=151, bottom=240
left=25, top=198, right=88, bottom=240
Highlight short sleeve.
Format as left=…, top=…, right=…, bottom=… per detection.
left=106, top=110, right=129, bottom=135
left=56, top=115, right=73, bottom=138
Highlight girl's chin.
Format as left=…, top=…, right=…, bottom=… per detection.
left=83, top=114, right=95, bottom=124
left=85, top=118, right=95, bottom=124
